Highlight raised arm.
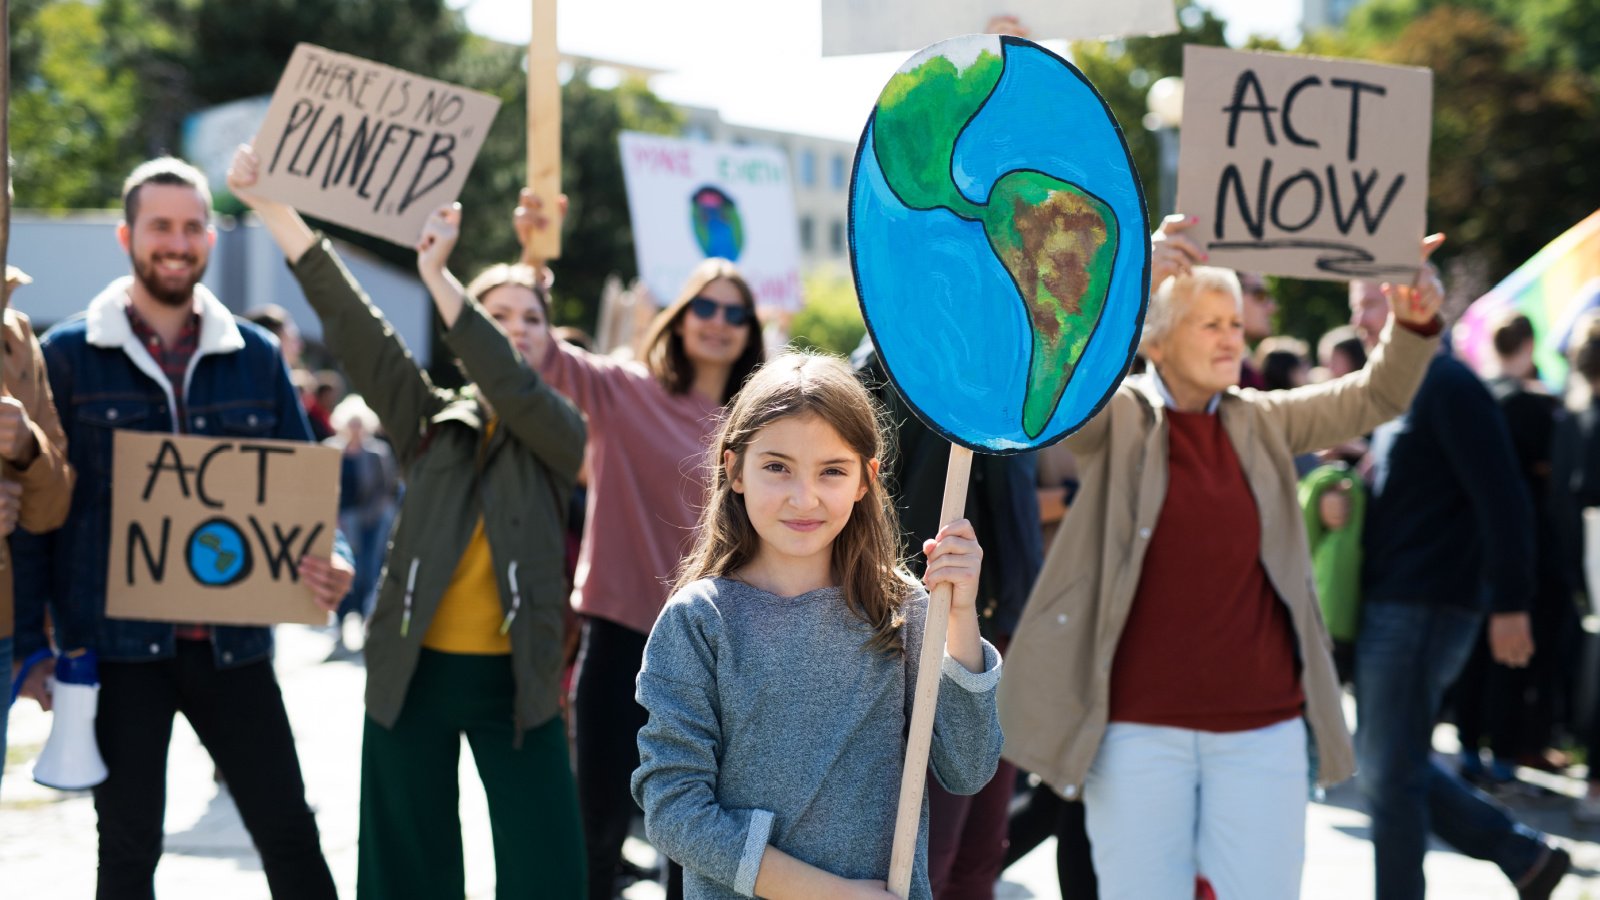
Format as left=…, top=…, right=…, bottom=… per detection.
left=228, top=144, right=442, bottom=466
left=414, top=204, right=585, bottom=479
left=1254, top=235, right=1447, bottom=453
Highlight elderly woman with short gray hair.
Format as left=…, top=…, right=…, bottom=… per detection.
left=999, top=215, right=1445, bottom=900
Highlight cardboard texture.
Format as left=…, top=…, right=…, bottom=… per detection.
left=251, top=43, right=501, bottom=247
left=106, top=431, right=339, bottom=627
left=820, top=0, right=1177, bottom=56
left=618, top=131, right=804, bottom=312
left=1176, top=45, right=1433, bottom=282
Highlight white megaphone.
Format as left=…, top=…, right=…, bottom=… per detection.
left=16, top=649, right=109, bottom=791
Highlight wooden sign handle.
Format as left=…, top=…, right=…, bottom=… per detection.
left=887, top=443, right=973, bottom=897
left=524, top=0, right=561, bottom=266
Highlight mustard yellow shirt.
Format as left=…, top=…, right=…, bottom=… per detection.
left=422, top=422, right=512, bottom=655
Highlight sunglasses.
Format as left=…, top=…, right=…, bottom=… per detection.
left=688, top=296, right=752, bottom=327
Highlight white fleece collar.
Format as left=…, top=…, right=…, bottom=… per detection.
left=85, top=276, right=245, bottom=356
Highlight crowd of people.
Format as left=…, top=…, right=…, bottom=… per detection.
left=2, top=143, right=1597, bottom=900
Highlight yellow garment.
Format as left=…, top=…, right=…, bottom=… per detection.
left=423, top=421, right=511, bottom=655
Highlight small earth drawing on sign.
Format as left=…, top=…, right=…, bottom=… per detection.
left=850, top=34, right=1150, bottom=452
left=691, top=186, right=744, bottom=261
left=186, top=518, right=252, bottom=587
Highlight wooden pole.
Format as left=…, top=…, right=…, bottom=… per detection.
left=887, top=442, right=973, bottom=897
left=523, top=0, right=561, bottom=266
left=1, top=0, right=12, bottom=573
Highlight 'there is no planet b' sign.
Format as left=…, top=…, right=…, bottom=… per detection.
left=251, top=43, right=502, bottom=247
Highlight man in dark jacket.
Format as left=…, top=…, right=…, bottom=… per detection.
left=1351, top=278, right=1570, bottom=900
left=12, top=158, right=351, bottom=899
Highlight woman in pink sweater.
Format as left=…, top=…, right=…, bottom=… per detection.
left=516, top=191, right=766, bottom=899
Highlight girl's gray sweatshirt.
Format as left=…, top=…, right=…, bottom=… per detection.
left=631, top=576, right=1003, bottom=899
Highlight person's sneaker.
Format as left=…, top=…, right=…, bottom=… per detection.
left=1517, top=845, right=1570, bottom=900
left=1574, top=793, right=1600, bottom=825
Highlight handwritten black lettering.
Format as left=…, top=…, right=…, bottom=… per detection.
left=1215, top=160, right=1271, bottom=240
left=358, top=123, right=408, bottom=200
left=237, top=444, right=294, bottom=506
left=1329, top=79, right=1386, bottom=161
left=1281, top=76, right=1322, bottom=149
left=248, top=517, right=323, bottom=581
left=397, top=133, right=457, bottom=216
left=127, top=518, right=171, bottom=585
left=1223, top=69, right=1278, bottom=148
left=1327, top=167, right=1405, bottom=235
left=142, top=439, right=195, bottom=501
left=1270, top=169, right=1323, bottom=232
left=268, top=100, right=318, bottom=175
left=372, top=127, right=425, bottom=215
left=194, top=443, right=232, bottom=510
left=285, top=104, right=325, bottom=177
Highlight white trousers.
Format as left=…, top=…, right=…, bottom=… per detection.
left=1083, top=718, right=1309, bottom=900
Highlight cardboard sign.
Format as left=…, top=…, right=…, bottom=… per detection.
left=850, top=35, right=1149, bottom=453
left=821, top=0, right=1178, bottom=55
left=107, top=432, right=339, bottom=627
left=251, top=44, right=501, bottom=247
left=618, top=132, right=804, bottom=312
left=1176, top=46, right=1433, bottom=281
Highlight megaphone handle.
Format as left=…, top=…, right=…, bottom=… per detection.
left=9, top=647, right=52, bottom=707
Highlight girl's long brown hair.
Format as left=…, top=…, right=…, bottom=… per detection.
left=638, top=258, right=766, bottom=405
left=675, top=350, right=914, bottom=655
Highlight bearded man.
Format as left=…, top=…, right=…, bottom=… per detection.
left=12, top=157, right=352, bottom=899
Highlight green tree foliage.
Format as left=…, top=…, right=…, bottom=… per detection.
left=789, top=270, right=866, bottom=356
left=10, top=0, right=180, bottom=207
left=1074, top=0, right=1598, bottom=347
left=11, top=0, right=680, bottom=340
left=1069, top=2, right=1230, bottom=222
left=551, top=71, right=681, bottom=333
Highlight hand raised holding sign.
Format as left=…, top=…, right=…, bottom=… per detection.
left=227, top=144, right=318, bottom=264
left=415, top=203, right=462, bottom=279
left=512, top=188, right=567, bottom=274
left=1150, top=214, right=1207, bottom=288
left=1384, top=233, right=1446, bottom=328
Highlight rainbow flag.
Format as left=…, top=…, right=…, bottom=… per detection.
left=1456, top=209, right=1600, bottom=384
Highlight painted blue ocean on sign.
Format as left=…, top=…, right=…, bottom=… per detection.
left=850, top=34, right=1150, bottom=453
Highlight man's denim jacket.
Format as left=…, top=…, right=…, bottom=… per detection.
left=13, top=277, right=344, bottom=669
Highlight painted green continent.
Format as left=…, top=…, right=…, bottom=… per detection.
left=874, top=50, right=1003, bottom=218
left=982, top=173, right=1118, bottom=438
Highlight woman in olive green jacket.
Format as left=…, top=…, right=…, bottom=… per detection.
left=230, top=147, right=586, bottom=899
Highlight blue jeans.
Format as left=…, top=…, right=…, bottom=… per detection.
left=1, top=634, right=11, bottom=795
left=1354, top=600, right=1546, bottom=900
left=337, top=512, right=391, bottom=621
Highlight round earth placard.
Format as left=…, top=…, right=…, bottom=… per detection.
left=850, top=34, right=1150, bottom=453
left=691, top=185, right=745, bottom=261
left=186, top=517, right=252, bottom=587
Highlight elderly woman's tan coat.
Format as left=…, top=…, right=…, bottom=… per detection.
left=998, top=320, right=1438, bottom=800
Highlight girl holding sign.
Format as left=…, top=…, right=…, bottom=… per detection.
left=228, top=147, right=587, bottom=898
left=513, top=191, right=766, bottom=899
left=632, top=351, right=1003, bottom=900
left=999, top=215, right=1446, bottom=900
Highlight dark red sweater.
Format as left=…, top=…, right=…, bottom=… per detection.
left=1107, top=408, right=1304, bottom=732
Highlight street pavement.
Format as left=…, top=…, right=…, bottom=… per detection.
left=4, top=624, right=1599, bottom=898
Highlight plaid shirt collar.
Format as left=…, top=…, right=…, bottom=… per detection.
left=124, top=301, right=201, bottom=376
